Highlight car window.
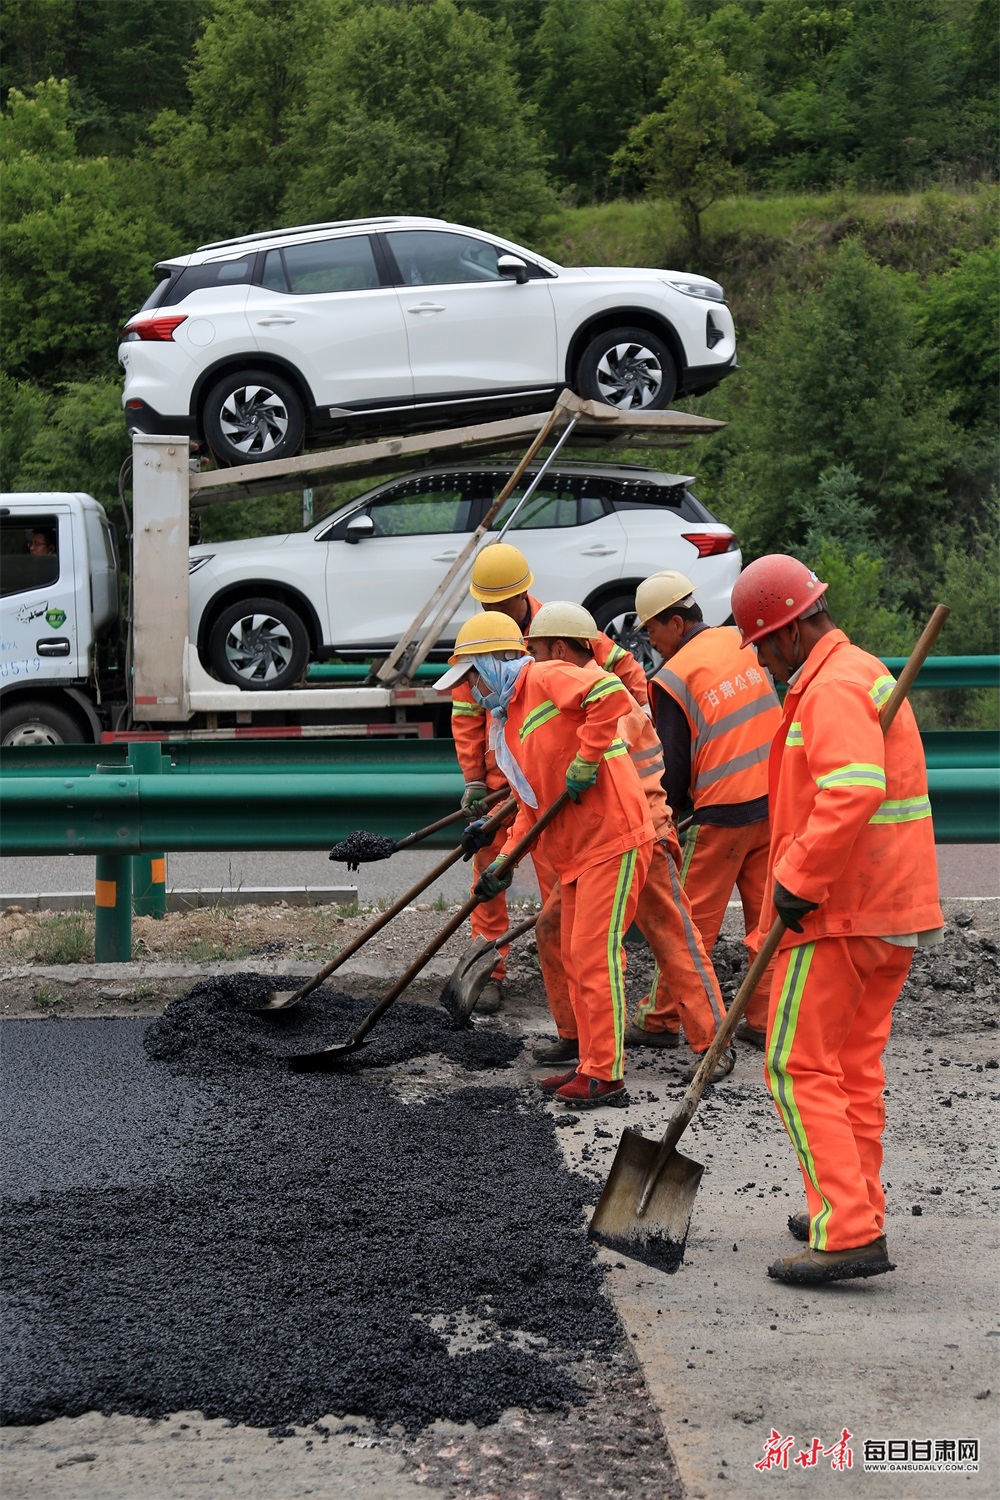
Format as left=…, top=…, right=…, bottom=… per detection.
left=272, top=236, right=381, bottom=295
left=364, top=478, right=477, bottom=537
left=158, top=257, right=254, bottom=307
left=489, top=475, right=611, bottom=530
left=386, top=231, right=506, bottom=286
left=1, top=514, right=61, bottom=597
left=610, top=482, right=711, bottom=521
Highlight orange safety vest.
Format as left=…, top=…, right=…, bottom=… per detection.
left=502, top=658, right=653, bottom=882
left=649, top=626, right=781, bottom=811
left=756, top=629, right=943, bottom=949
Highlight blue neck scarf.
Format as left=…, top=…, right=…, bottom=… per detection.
left=471, top=654, right=537, bottom=809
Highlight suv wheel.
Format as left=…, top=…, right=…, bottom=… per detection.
left=591, top=594, right=661, bottom=676
left=203, top=369, right=305, bottom=465
left=207, top=597, right=309, bottom=689
left=577, top=327, right=677, bottom=411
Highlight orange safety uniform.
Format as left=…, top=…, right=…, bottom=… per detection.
left=501, top=658, right=653, bottom=1081
left=539, top=702, right=726, bottom=1053
left=450, top=594, right=646, bottom=978
left=754, top=629, right=943, bottom=1251
left=646, top=625, right=782, bottom=1032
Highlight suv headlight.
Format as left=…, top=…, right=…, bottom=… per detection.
left=664, top=278, right=726, bottom=303
left=188, top=555, right=214, bottom=574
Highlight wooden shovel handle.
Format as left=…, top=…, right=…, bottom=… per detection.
left=880, top=604, right=950, bottom=732
left=392, top=786, right=508, bottom=852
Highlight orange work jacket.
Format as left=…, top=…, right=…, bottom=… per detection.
left=649, top=625, right=781, bottom=812
left=451, top=593, right=647, bottom=786
left=501, top=658, right=653, bottom=883
left=618, top=701, right=672, bottom=838
left=754, top=630, right=943, bottom=950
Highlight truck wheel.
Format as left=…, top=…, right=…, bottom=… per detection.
left=207, top=597, right=309, bottom=690
left=576, top=327, right=676, bottom=411
left=203, top=368, right=305, bottom=465
left=0, top=699, right=87, bottom=746
left=591, top=593, right=660, bottom=676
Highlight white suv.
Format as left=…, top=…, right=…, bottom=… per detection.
left=187, top=463, right=740, bottom=689
left=120, top=216, right=737, bottom=465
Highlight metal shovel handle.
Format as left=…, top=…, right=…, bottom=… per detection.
left=392, top=787, right=508, bottom=854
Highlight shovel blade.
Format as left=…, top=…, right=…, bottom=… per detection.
left=588, top=1127, right=704, bottom=1274
left=255, top=989, right=301, bottom=1013
left=288, top=1039, right=360, bottom=1071
left=438, top=936, right=495, bottom=1023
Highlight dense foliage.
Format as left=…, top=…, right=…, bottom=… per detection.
left=1, top=0, right=996, bottom=692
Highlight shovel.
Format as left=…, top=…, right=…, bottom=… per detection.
left=257, top=797, right=516, bottom=1012
left=589, top=603, right=950, bottom=1272
left=289, top=791, right=571, bottom=1070
left=328, top=789, right=508, bottom=869
left=438, top=912, right=539, bottom=1023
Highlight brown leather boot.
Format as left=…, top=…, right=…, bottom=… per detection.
left=768, top=1235, right=895, bottom=1284
left=788, top=1212, right=810, bottom=1241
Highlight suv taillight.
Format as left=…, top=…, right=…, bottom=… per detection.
left=123, top=314, right=188, bottom=342
left=682, top=531, right=736, bottom=557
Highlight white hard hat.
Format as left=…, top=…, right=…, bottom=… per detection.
left=635, top=571, right=697, bottom=626
left=527, top=601, right=600, bottom=640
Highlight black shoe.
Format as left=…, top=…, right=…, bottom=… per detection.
left=624, top=1022, right=680, bottom=1049
left=737, top=1020, right=767, bottom=1050
left=532, top=1036, right=579, bottom=1065
left=768, top=1236, right=895, bottom=1284
left=476, top=980, right=503, bottom=1015
left=788, top=1212, right=810, bottom=1242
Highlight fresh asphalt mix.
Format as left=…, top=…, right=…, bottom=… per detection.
left=1, top=918, right=998, bottom=1498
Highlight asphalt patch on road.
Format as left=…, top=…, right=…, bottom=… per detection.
left=2, top=1012, right=617, bottom=1437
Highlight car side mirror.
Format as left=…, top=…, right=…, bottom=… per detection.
left=497, top=255, right=529, bottom=286
left=345, top=514, right=375, bottom=544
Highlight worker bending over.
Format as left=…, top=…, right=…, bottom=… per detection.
left=636, top=571, right=782, bottom=1048
left=469, top=608, right=654, bottom=1108
left=449, top=542, right=646, bottom=1013
left=732, top=555, right=943, bottom=1285
left=525, top=603, right=732, bottom=1084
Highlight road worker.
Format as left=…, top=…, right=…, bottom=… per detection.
left=448, top=542, right=646, bottom=1013
left=634, top=570, right=783, bottom=1049
left=525, top=603, right=733, bottom=1084
left=472, top=606, right=654, bottom=1108
left=732, top=554, right=943, bottom=1285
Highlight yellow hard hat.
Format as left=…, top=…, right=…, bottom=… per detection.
left=436, top=611, right=528, bottom=692
left=635, top=570, right=697, bottom=626
left=527, top=601, right=600, bottom=640
left=469, top=543, right=534, bottom=603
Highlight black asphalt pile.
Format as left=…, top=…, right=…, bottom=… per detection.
left=327, top=829, right=399, bottom=868
left=144, top=972, right=522, bottom=1075
left=709, top=920, right=1000, bottom=1039
left=2, top=1019, right=617, bottom=1434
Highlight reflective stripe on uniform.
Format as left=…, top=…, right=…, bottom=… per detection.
left=651, top=667, right=708, bottom=736
left=608, top=848, right=638, bottom=1078
left=603, top=644, right=625, bottom=669
left=695, top=741, right=770, bottom=792
left=869, top=675, right=895, bottom=710
left=519, top=699, right=559, bottom=741
left=785, top=722, right=804, bottom=746
left=452, top=701, right=484, bottom=718
left=815, top=762, right=887, bottom=792
left=699, top=694, right=780, bottom=745
left=583, top=674, right=627, bottom=705
left=603, top=738, right=629, bottom=760
left=679, top=820, right=700, bottom=883
left=665, top=843, right=724, bottom=1025
left=869, top=795, right=932, bottom=825
left=765, top=942, right=833, bottom=1250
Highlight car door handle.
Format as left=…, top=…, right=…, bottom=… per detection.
left=407, top=303, right=446, bottom=314
left=579, top=545, right=618, bottom=556
left=433, top=551, right=459, bottom=561
left=36, top=637, right=71, bottom=656
left=256, top=317, right=296, bottom=326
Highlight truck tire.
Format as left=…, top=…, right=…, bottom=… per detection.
left=207, top=596, right=309, bottom=690
left=203, top=368, right=305, bottom=465
left=591, top=593, right=660, bottom=676
left=0, top=698, right=87, bottom=746
left=576, top=326, right=676, bottom=411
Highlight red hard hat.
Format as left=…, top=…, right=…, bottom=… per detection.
left=731, top=555, right=829, bottom=647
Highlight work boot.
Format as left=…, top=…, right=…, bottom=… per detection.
left=538, top=1067, right=578, bottom=1096
left=532, top=1036, right=579, bottom=1065
left=683, top=1047, right=735, bottom=1084
left=625, top=1021, right=680, bottom=1049
left=553, top=1072, right=628, bottom=1109
left=737, top=1020, right=767, bottom=1050
left=476, top=979, right=503, bottom=1015
left=788, top=1212, right=810, bottom=1242
left=767, top=1236, right=895, bottom=1285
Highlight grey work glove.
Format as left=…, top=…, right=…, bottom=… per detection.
left=461, top=780, right=490, bottom=816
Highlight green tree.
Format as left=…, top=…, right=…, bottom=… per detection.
left=920, top=244, right=1000, bottom=430
left=8, top=377, right=130, bottom=512
left=613, top=39, right=774, bottom=248
left=0, top=374, right=49, bottom=488
left=283, top=0, right=552, bottom=237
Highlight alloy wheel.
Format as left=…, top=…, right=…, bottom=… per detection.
left=595, top=343, right=664, bottom=409
left=224, top=612, right=296, bottom=684
left=218, top=384, right=290, bottom=456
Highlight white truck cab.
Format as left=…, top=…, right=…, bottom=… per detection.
left=0, top=493, right=119, bottom=744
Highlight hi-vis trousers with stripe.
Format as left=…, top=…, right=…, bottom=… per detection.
left=559, top=841, right=652, bottom=1082
left=766, top=935, right=914, bottom=1251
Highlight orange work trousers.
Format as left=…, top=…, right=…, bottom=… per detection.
left=560, top=841, right=651, bottom=1081
left=470, top=826, right=556, bottom=983
left=766, top=935, right=913, bottom=1251
left=644, top=818, right=775, bottom=1034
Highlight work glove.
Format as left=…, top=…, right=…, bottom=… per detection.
left=461, top=780, right=490, bottom=816
left=461, top=817, right=493, bottom=856
left=565, top=754, right=600, bottom=802
left=475, top=858, right=513, bottom=901
left=773, top=881, right=820, bottom=934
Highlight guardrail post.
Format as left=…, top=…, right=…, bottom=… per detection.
left=94, top=765, right=133, bottom=961
left=128, top=742, right=166, bottom=918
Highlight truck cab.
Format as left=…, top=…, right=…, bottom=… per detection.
left=0, top=493, right=120, bottom=744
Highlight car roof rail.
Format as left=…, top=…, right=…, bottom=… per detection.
left=196, top=216, right=445, bottom=252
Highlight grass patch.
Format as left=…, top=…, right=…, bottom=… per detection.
left=14, top=912, right=94, bottom=965
left=32, top=984, right=66, bottom=1009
